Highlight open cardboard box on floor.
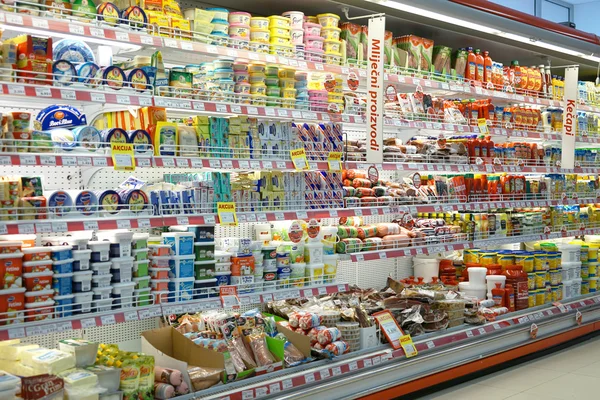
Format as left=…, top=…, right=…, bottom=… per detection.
left=141, top=325, right=311, bottom=389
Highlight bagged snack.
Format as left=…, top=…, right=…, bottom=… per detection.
left=317, top=327, right=342, bottom=346
left=248, top=332, right=275, bottom=366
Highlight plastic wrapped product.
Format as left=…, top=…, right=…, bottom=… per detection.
left=48, top=190, right=73, bottom=217
left=298, top=313, right=322, bottom=330
left=118, top=188, right=148, bottom=213
left=75, top=191, right=98, bottom=216
left=97, top=2, right=120, bottom=26
left=154, top=382, right=175, bottom=399
left=127, top=68, right=150, bottom=92
left=35, top=105, right=87, bottom=131
left=357, top=225, right=378, bottom=240
left=362, top=237, right=383, bottom=252
left=187, top=366, right=221, bottom=391
left=53, top=39, right=95, bottom=63
left=155, top=367, right=182, bottom=386
left=121, top=5, right=147, bottom=29
left=99, top=66, right=126, bottom=90
left=317, top=327, right=341, bottom=345
left=336, top=238, right=362, bottom=254
left=52, top=60, right=77, bottom=86
left=77, top=62, right=101, bottom=88
left=307, top=326, right=327, bottom=345
left=248, top=332, right=275, bottom=366
left=72, top=126, right=101, bottom=151
left=325, top=340, right=349, bottom=355
left=51, top=128, right=76, bottom=151
left=337, top=226, right=358, bottom=239
left=101, top=127, right=128, bottom=147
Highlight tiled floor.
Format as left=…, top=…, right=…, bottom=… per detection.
left=416, top=335, right=600, bottom=400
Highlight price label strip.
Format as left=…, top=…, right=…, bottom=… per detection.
left=327, top=151, right=343, bottom=171
left=290, top=148, right=309, bottom=171
left=217, top=202, right=238, bottom=226
left=110, top=143, right=135, bottom=171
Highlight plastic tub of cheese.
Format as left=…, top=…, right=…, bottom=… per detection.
left=60, top=236, right=90, bottom=250
left=92, top=286, right=113, bottom=312
left=110, top=257, right=134, bottom=282
left=134, top=288, right=152, bottom=306
left=0, top=371, right=20, bottom=394
left=58, top=367, right=98, bottom=387
left=149, top=255, right=170, bottom=268
left=50, top=246, right=73, bottom=261
left=111, top=282, right=136, bottom=309
left=72, top=249, right=91, bottom=271
left=132, top=248, right=148, bottom=261
left=54, top=294, right=74, bottom=317
left=0, top=287, right=25, bottom=325
left=58, top=339, right=99, bottom=368
left=194, top=242, right=215, bottom=261
left=148, top=244, right=171, bottom=257
left=0, top=234, right=35, bottom=247
left=132, top=276, right=150, bottom=290
left=24, top=299, right=54, bottom=322
left=73, top=291, right=93, bottom=314
left=23, top=259, right=53, bottom=273
left=52, top=272, right=73, bottom=295
left=133, top=260, right=149, bottom=278
left=97, top=230, right=134, bottom=256
left=150, top=279, right=169, bottom=293
left=53, top=258, right=74, bottom=274
left=167, top=278, right=194, bottom=302
left=23, top=271, right=54, bottom=291
left=0, top=252, right=23, bottom=288
left=22, top=246, right=52, bottom=262
left=149, top=267, right=169, bottom=280
left=88, top=241, right=110, bottom=262
left=168, top=255, right=195, bottom=278
left=0, top=241, right=23, bottom=254
left=85, top=365, right=120, bottom=392
left=91, top=261, right=111, bottom=276
left=72, top=271, right=93, bottom=292
left=25, top=289, right=54, bottom=304
left=162, top=232, right=195, bottom=256
left=132, top=233, right=149, bottom=250
left=91, top=274, right=112, bottom=288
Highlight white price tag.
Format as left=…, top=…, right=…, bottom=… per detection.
left=426, top=341, right=435, bottom=349
left=379, top=252, right=387, bottom=260
left=348, top=361, right=358, bottom=371
left=329, top=210, right=338, bottom=218
left=164, top=38, right=178, bottom=48
left=302, top=289, right=314, bottom=298
left=92, top=157, right=108, bottom=167
left=8, top=327, right=25, bottom=339
left=478, top=327, right=486, bottom=335
left=162, top=158, right=176, bottom=167
left=255, top=387, right=268, bottom=397
left=209, top=159, right=221, bottom=169
left=320, top=369, right=331, bottom=379
left=204, top=215, right=216, bottom=224
left=6, top=14, right=23, bottom=24
left=34, top=86, right=52, bottom=97
left=124, top=311, right=138, bottom=321
left=56, top=321, right=73, bottom=332
left=90, top=27, right=105, bottom=38
left=77, top=157, right=92, bottom=166
left=80, top=318, right=97, bottom=328
left=19, top=155, right=36, bottom=165
left=193, top=101, right=205, bottom=111
left=101, top=315, right=116, bottom=326
left=265, top=108, right=276, bottom=116
left=355, top=254, right=364, bottom=262
left=176, top=216, right=189, bottom=225
left=257, top=214, right=268, bottom=222
left=304, top=373, right=315, bottom=383
left=230, top=105, right=242, bottom=114
left=18, top=224, right=35, bottom=234
left=8, top=85, right=25, bottom=95
left=116, top=95, right=131, bottom=105
left=332, top=366, right=342, bottom=376
left=216, top=104, right=228, bottom=113
left=242, top=389, right=254, bottom=400
left=269, top=383, right=281, bottom=393
left=60, top=90, right=76, bottom=101
left=83, top=221, right=99, bottom=231
left=117, top=219, right=131, bottom=229
left=250, top=161, right=261, bottom=170
left=466, top=330, right=474, bottom=338
left=318, top=286, right=327, bottom=296
left=51, top=222, right=68, bottom=232
left=175, top=158, right=189, bottom=168
left=274, top=212, right=285, bottom=221
left=115, top=31, right=130, bottom=42
left=372, top=356, right=381, bottom=365
left=91, top=92, right=106, bottom=103
left=38, top=155, right=56, bottom=166
left=247, top=106, right=258, bottom=115
left=31, top=18, right=49, bottom=29
left=35, top=223, right=51, bottom=233
left=221, top=160, right=233, bottom=169
left=282, top=379, right=293, bottom=390
left=277, top=109, right=288, bottom=117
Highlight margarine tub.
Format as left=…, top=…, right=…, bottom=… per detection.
left=250, top=17, right=269, bottom=29
left=268, top=15, right=290, bottom=29
left=317, top=13, right=340, bottom=28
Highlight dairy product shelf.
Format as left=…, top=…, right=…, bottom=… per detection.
left=0, top=282, right=348, bottom=341
left=176, top=293, right=600, bottom=400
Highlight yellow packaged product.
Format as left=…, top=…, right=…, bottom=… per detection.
left=147, top=11, right=170, bottom=37
left=170, top=17, right=192, bottom=41
left=479, top=251, right=497, bottom=266
left=533, top=252, right=547, bottom=271
left=515, top=253, right=534, bottom=273
left=528, top=291, right=536, bottom=308
left=464, top=249, right=479, bottom=264
left=162, top=0, right=182, bottom=17
left=535, top=289, right=545, bottom=305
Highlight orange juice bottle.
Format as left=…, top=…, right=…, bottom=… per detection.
left=475, top=49, right=484, bottom=83
left=466, top=47, right=477, bottom=81
left=511, top=61, right=522, bottom=90
left=483, top=51, right=493, bottom=86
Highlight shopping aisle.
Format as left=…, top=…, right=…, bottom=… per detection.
left=416, top=335, right=600, bottom=400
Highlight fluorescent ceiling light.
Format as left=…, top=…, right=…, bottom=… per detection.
left=372, top=0, right=600, bottom=64
left=2, top=25, right=142, bottom=52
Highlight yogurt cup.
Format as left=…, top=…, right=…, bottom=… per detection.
left=72, top=271, right=93, bottom=292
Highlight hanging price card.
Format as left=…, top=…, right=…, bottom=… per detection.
left=477, top=118, right=489, bottom=134
left=217, top=202, right=238, bottom=226
left=110, top=143, right=135, bottom=171
left=372, top=310, right=405, bottom=349
left=327, top=152, right=343, bottom=171
left=290, top=148, right=309, bottom=171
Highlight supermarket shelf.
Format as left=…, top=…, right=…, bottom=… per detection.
left=180, top=293, right=600, bottom=400
left=3, top=195, right=596, bottom=234
left=0, top=283, right=348, bottom=341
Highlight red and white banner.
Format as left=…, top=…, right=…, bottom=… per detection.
left=561, top=66, right=578, bottom=169
left=366, top=16, right=386, bottom=163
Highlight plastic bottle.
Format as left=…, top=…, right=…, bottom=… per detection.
left=475, top=49, right=484, bottom=83
left=527, top=66, right=536, bottom=92
left=544, top=67, right=552, bottom=97
left=466, top=47, right=477, bottom=81
left=511, top=61, right=522, bottom=90
left=492, top=282, right=506, bottom=306
left=504, top=283, right=515, bottom=312
left=483, top=51, right=493, bottom=85
left=551, top=75, right=559, bottom=99
left=539, top=65, right=547, bottom=95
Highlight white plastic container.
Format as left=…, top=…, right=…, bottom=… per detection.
left=87, top=365, right=120, bottom=392
left=215, top=262, right=231, bottom=272
left=254, top=224, right=271, bottom=244
left=563, top=261, right=581, bottom=280
left=92, top=286, right=112, bottom=300
left=572, top=278, right=582, bottom=297
left=149, top=255, right=170, bottom=268
left=92, top=286, right=113, bottom=312
left=323, top=254, right=338, bottom=283
left=110, top=257, right=134, bottom=283
left=304, top=242, right=324, bottom=264
left=305, top=263, right=324, bottom=285
left=557, top=243, right=581, bottom=262
left=413, top=256, right=439, bottom=283
left=58, top=339, right=98, bottom=367
left=132, top=233, right=149, bottom=250
left=111, top=282, right=136, bottom=308
left=72, top=271, right=93, bottom=292
left=133, top=276, right=150, bottom=290
left=73, top=291, right=94, bottom=314
left=214, top=251, right=232, bottom=263
left=467, top=267, right=487, bottom=286
left=61, top=236, right=90, bottom=250
left=0, top=371, right=20, bottom=391
left=458, top=282, right=487, bottom=299
left=88, top=241, right=111, bottom=262
left=22, top=247, right=52, bottom=262
left=321, top=226, right=337, bottom=255
left=486, top=275, right=506, bottom=298
left=132, top=248, right=149, bottom=261
left=167, top=278, right=194, bottom=302
left=92, top=274, right=112, bottom=288
left=162, top=232, right=195, bottom=256
left=97, top=230, right=134, bottom=243
left=168, top=255, right=195, bottom=278
left=72, top=249, right=92, bottom=271
left=91, top=262, right=111, bottom=276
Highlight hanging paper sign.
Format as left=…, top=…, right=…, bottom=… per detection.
left=327, top=152, right=343, bottom=171
left=290, top=148, right=309, bottom=171
left=307, top=219, right=320, bottom=239
left=110, top=143, right=135, bottom=171
left=347, top=71, right=359, bottom=91
left=366, top=15, right=385, bottom=164
left=561, top=66, right=578, bottom=169
left=217, top=202, right=238, bottom=226
left=372, top=310, right=404, bottom=349
left=220, top=286, right=240, bottom=309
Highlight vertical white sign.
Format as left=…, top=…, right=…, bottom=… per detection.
left=561, top=66, right=578, bottom=169
left=366, top=16, right=386, bottom=164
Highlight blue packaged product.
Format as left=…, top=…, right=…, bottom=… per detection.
left=193, top=278, right=218, bottom=299
left=75, top=190, right=98, bottom=216
left=101, top=127, right=129, bottom=147
left=127, top=68, right=150, bottom=92
left=100, top=66, right=126, bottom=90
left=128, top=129, right=152, bottom=154
left=168, top=255, right=195, bottom=278
left=52, top=273, right=73, bottom=295
left=72, top=126, right=102, bottom=151
left=94, top=190, right=121, bottom=214
left=118, top=189, right=148, bottom=213
left=54, top=294, right=74, bottom=317
left=48, top=191, right=73, bottom=217
left=50, top=128, right=76, bottom=151
left=35, top=105, right=87, bottom=131
left=214, top=271, right=231, bottom=286
left=52, top=247, right=73, bottom=261
left=52, top=60, right=77, bottom=86
left=77, top=62, right=101, bottom=87
left=53, top=259, right=74, bottom=274
left=167, top=278, right=194, bottom=302
left=53, top=39, right=95, bottom=63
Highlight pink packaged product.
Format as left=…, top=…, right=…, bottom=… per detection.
left=303, top=22, right=321, bottom=37
left=304, top=35, right=324, bottom=50
left=229, top=11, right=251, bottom=25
